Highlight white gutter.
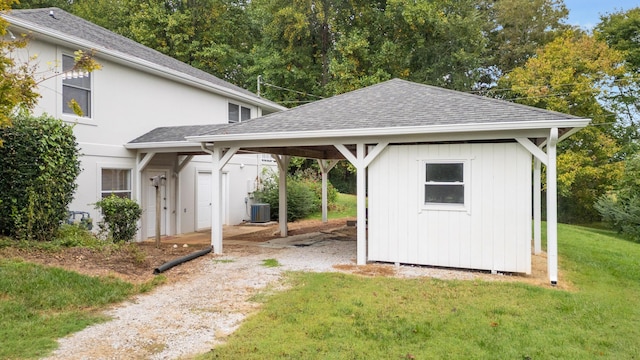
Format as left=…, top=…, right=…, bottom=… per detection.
left=187, top=119, right=591, bottom=143
left=124, top=141, right=199, bottom=150
left=4, top=15, right=286, bottom=112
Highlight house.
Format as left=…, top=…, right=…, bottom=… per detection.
left=182, top=79, right=589, bottom=285
left=3, top=7, right=285, bottom=239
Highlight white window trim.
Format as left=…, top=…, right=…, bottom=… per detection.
left=97, top=165, right=134, bottom=200
left=58, top=49, right=95, bottom=124
left=228, top=101, right=252, bottom=123
left=418, top=159, right=471, bottom=213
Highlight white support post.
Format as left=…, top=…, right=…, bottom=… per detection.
left=211, top=147, right=223, bottom=254
left=534, top=158, right=542, bottom=255
left=335, top=143, right=387, bottom=266
left=355, top=143, right=367, bottom=265
left=201, top=144, right=239, bottom=254
left=546, top=128, right=559, bottom=285
left=318, top=159, right=339, bottom=223
left=272, top=155, right=291, bottom=237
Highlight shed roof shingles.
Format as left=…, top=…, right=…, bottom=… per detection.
left=205, top=79, right=583, bottom=136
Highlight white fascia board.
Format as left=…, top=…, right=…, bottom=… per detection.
left=124, top=141, right=202, bottom=152
left=5, top=17, right=286, bottom=113
left=187, top=119, right=591, bottom=144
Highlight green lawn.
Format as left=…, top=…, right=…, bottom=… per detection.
left=307, top=193, right=357, bottom=220
left=0, top=259, right=137, bottom=359
left=201, top=223, right=640, bottom=359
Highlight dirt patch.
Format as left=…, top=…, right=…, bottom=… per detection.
left=0, top=218, right=352, bottom=284
left=0, top=218, right=571, bottom=290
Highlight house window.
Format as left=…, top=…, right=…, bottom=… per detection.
left=101, top=169, right=131, bottom=199
left=62, top=54, right=92, bottom=117
left=424, top=163, right=464, bottom=205
left=228, top=103, right=251, bottom=123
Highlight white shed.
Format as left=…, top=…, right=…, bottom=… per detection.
left=184, top=79, right=588, bottom=284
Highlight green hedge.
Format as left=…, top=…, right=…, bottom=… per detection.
left=0, top=114, right=80, bottom=241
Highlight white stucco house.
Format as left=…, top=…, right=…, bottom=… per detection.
left=3, top=7, right=285, bottom=239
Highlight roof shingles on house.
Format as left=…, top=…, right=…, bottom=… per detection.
left=128, top=124, right=230, bottom=144
left=4, top=7, right=273, bottom=105
left=195, top=79, right=584, bottom=137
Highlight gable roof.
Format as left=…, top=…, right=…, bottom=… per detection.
left=189, top=78, right=588, bottom=142
left=3, top=7, right=284, bottom=112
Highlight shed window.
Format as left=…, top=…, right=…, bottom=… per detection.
left=424, top=163, right=464, bottom=204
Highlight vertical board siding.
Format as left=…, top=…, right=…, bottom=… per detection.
left=368, top=143, right=532, bottom=273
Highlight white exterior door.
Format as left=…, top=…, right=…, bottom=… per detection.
left=146, top=169, right=168, bottom=238
left=197, top=171, right=212, bottom=230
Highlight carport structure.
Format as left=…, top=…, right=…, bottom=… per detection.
left=181, top=79, right=588, bottom=285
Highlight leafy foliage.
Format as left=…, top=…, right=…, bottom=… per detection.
left=0, top=113, right=81, bottom=241
left=0, top=0, right=38, bottom=127
left=254, top=168, right=337, bottom=222
left=498, top=31, right=628, bottom=222
left=595, top=154, right=640, bottom=241
left=94, top=195, right=142, bottom=242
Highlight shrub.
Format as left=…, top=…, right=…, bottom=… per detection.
left=254, top=171, right=316, bottom=222
left=94, top=195, right=142, bottom=242
left=0, top=113, right=81, bottom=241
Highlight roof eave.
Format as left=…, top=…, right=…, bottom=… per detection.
left=5, top=16, right=286, bottom=113
left=125, top=141, right=197, bottom=150
left=187, top=118, right=591, bottom=143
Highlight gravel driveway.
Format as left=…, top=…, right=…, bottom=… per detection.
left=41, top=229, right=486, bottom=360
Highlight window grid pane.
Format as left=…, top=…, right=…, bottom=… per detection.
left=228, top=103, right=239, bottom=123
left=240, top=106, right=251, bottom=121
left=426, top=163, right=463, bottom=182
left=425, top=185, right=464, bottom=204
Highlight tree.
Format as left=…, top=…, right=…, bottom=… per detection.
left=0, top=0, right=38, bottom=127
left=498, top=31, right=628, bottom=222
left=479, top=0, right=569, bottom=86
left=596, top=7, right=640, bottom=132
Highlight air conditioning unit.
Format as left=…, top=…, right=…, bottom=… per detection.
left=251, top=203, right=270, bottom=223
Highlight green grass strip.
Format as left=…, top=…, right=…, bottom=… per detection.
left=202, top=223, right=640, bottom=359
left=0, top=259, right=135, bottom=359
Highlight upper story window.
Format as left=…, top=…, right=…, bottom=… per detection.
left=101, top=168, right=131, bottom=199
left=62, top=54, right=92, bottom=117
left=228, top=103, right=251, bottom=123
left=424, top=163, right=465, bottom=205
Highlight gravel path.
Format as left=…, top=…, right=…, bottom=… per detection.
left=42, top=235, right=481, bottom=360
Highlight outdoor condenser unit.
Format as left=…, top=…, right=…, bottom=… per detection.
left=250, top=203, right=270, bottom=223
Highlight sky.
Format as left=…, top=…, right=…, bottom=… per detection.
left=564, top=0, right=640, bottom=29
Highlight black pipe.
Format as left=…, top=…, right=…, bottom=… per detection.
left=153, top=246, right=213, bottom=274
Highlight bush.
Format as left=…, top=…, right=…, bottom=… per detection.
left=254, top=171, right=319, bottom=222
left=0, top=113, right=81, bottom=241
left=94, top=195, right=142, bottom=242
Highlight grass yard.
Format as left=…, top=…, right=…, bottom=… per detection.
left=202, top=223, right=640, bottom=359
left=307, top=193, right=357, bottom=220
left=0, top=259, right=140, bottom=359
